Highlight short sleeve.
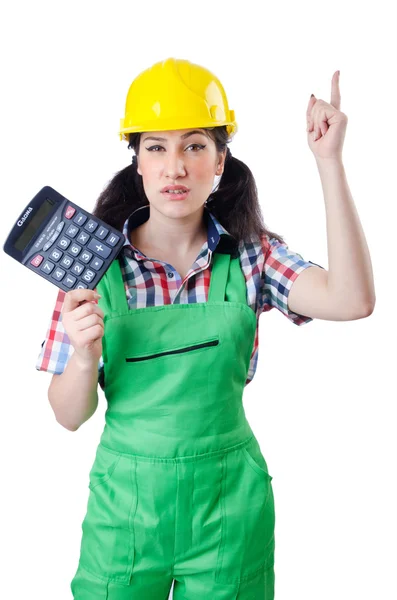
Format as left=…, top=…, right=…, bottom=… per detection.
left=260, top=235, right=325, bottom=325
left=36, top=288, right=104, bottom=389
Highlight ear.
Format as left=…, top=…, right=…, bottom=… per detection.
left=136, top=156, right=142, bottom=176
left=216, top=150, right=227, bottom=176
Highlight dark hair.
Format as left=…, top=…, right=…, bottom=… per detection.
left=92, top=126, right=285, bottom=246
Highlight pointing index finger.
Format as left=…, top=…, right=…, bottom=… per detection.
left=331, top=70, right=341, bottom=110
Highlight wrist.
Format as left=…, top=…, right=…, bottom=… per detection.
left=73, top=351, right=98, bottom=371
left=315, top=155, right=344, bottom=167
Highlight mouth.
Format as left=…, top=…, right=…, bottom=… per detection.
left=161, top=186, right=190, bottom=200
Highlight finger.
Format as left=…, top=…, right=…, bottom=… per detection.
left=312, top=113, right=321, bottom=140
left=79, top=324, right=105, bottom=346
left=320, top=121, right=328, bottom=136
left=311, top=102, right=330, bottom=139
left=73, top=301, right=104, bottom=323
left=314, top=117, right=327, bottom=140
left=62, top=288, right=99, bottom=316
left=307, top=93, right=318, bottom=132
left=77, top=313, right=105, bottom=333
left=306, top=94, right=317, bottom=120
left=331, top=70, right=341, bottom=110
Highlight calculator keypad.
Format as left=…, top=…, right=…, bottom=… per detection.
left=69, top=243, right=82, bottom=257
left=73, top=212, right=87, bottom=226
left=61, top=255, right=73, bottom=269
left=49, top=249, right=63, bottom=262
left=80, top=250, right=92, bottom=263
left=29, top=203, right=122, bottom=292
left=96, top=226, right=109, bottom=240
left=65, top=225, right=79, bottom=238
left=40, top=260, right=55, bottom=274
left=57, top=236, right=71, bottom=250
left=84, top=219, right=98, bottom=233
left=87, top=238, right=112, bottom=259
left=52, top=267, right=66, bottom=281
left=90, top=257, right=103, bottom=270
left=77, top=232, right=90, bottom=245
left=64, top=274, right=77, bottom=288
left=82, top=269, right=95, bottom=283
left=65, top=206, right=76, bottom=219
left=71, top=262, right=85, bottom=276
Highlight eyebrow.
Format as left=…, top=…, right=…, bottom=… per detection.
left=142, top=130, right=208, bottom=143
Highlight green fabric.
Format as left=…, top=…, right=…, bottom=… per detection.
left=70, top=251, right=276, bottom=598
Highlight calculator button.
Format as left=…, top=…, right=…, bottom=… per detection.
left=64, top=274, right=77, bottom=288
left=87, top=238, right=112, bottom=259
left=95, top=226, right=109, bottom=240
left=90, top=256, right=104, bottom=270
left=75, top=282, right=88, bottom=289
left=84, top=219, right=98, bottom=233
left=65, top=205, right=76, bottom=219
left=56, top=222, right=65, bottom=232
left=60, top=255, right=74, bottom=269
left=71, top=262, right=85, bottom=276
left=40, top=260, right=55, bottom=274
left=81, top=268, right=96, bottom=283
left=49, top=249, right=63, bottom=262
left=79, top=250, right=92, bottom=263
left=68, top=243, right=82, bottom=257
left=32, top=234, right=47, bottom=252
left=43, top=230, right=60, bottom=252
left=65, top=225, right=79, bottom=238
left=77, top=231, right=90, bottom=245
left=73, top=212, right=87, bottom=226
left=57, top=236, right=71, bottom=250
left=30, top=254, right=44, bottom=268
left=52, top=267, right=66, bottom=281
left=106, top=232, right=120, bottom=247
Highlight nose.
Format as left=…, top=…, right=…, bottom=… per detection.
left=163, top=151, right=186, bottom=180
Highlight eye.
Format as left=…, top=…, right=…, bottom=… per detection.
left=145, top=144, right=206, bottom=152
left=188, top=144, right=206, bottom=151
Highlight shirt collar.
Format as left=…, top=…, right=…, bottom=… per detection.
left=120, top=204, right=239, bottom=258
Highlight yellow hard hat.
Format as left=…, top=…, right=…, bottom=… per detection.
left=119, top=57, right=238, bottom=141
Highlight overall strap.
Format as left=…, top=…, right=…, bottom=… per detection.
left=208, top=251, right=231, bottom=303
left=225, top=253, right=248, bottom=305
left=103, top=255, right=129, bottom=313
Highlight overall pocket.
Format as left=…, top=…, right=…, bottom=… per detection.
left=78, top=444, right=137, bottom=586
left=125, top=336, right=219, bottom=362
left=215, top=437, right=276, bottom=584
left=88, top=443, right=121, bottom=490
left=242, top=437, right=273, bottom=481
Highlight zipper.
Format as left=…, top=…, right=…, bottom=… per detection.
left=125, top=338, right=219, bottom=363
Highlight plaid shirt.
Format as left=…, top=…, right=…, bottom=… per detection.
left=36, top=205, right=324, bottom=389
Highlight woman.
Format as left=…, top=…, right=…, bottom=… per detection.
left=37, top=57, right=375, bottom=598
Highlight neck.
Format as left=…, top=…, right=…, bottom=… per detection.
left=132, top=204, right=208, bottom=255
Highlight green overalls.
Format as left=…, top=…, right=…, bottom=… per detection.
left=70, top=250, right=276, bottom=599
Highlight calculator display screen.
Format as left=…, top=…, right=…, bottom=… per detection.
left=14, top=197, right=56, bottom=252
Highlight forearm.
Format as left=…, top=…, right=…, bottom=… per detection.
left=48, top=351, right=99, bottom=431
left=315, top=157, right=376, bottom=313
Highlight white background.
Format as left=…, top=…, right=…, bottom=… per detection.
left=0, top=1, right=395, bottom=598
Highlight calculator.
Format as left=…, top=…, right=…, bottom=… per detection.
left=3, top=185, right=125, bottom=293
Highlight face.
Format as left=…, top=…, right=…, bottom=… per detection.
left=136, top=128, right=226, bottom=218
